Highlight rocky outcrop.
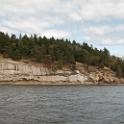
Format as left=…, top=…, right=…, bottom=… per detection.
left=0, top=57, right=124, bottom=85
left=0, top=58, right=90, bottom=85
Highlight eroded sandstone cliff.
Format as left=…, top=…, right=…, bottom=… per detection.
left=0, top=56, right=124, bottom=85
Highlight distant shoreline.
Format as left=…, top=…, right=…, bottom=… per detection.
left=0, top=81, right=123, bottom=86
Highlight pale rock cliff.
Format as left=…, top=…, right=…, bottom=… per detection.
left=0, top=57, right=90, bottom=85
left=0, top=57, right=124, bottom=85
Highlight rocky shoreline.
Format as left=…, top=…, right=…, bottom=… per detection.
left=0, top=56, right=124, bottom=85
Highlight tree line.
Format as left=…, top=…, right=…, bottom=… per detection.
left=0, top=31, right=124, bottom=77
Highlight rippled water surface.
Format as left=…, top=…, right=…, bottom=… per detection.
left=0, top=85, right=124, bottom=124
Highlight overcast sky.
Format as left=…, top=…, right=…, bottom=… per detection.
left=0, top=0, right=124, bottom=57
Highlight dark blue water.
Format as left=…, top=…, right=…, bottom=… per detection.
left=0, top=85, right=124, bottom=124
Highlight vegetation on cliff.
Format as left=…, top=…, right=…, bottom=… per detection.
left=0, top=31, right=124, bottom=77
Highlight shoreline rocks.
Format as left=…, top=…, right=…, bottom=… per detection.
left=0, top=58, right=124, bottom=85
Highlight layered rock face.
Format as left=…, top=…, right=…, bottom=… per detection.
left=0, top=57, right=123, bottom=85
left=0, top=58, right=91, bottom=85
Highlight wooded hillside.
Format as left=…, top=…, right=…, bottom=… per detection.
left=0, top=32, right=124, bottom=77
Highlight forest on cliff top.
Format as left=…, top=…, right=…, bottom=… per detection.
left=0, top=31, right=124, bottom=77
